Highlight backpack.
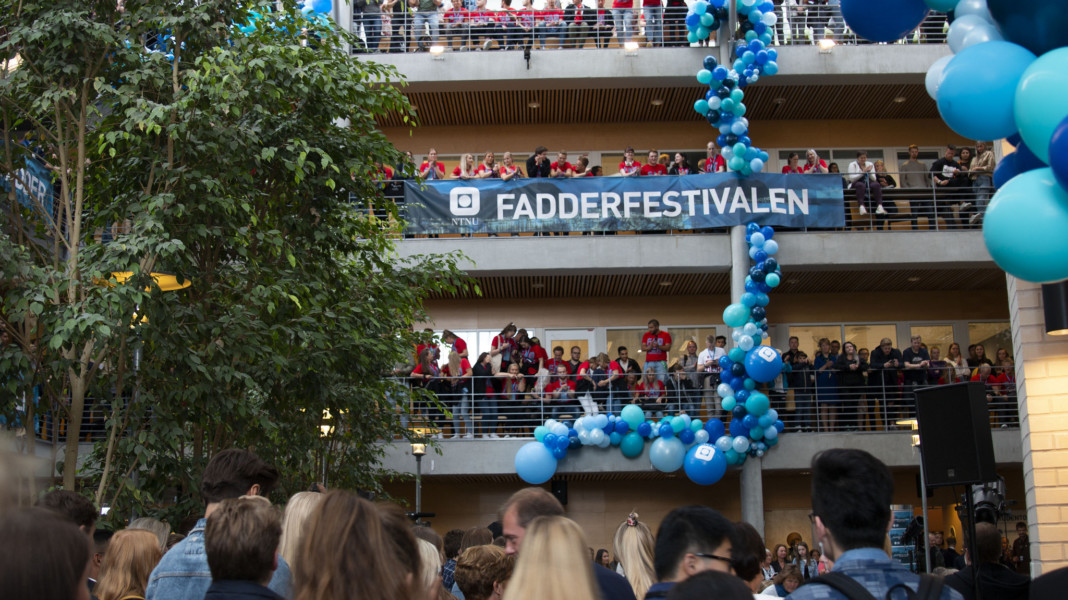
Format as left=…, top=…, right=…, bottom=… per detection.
left=801, top=572, right=945, bottom=600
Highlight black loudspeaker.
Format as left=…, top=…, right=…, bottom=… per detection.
left=551, top=479, right=568, bottom=506
left=915, top=473, right=933, bottom=499
left=914, top=382, right=997, bottom=487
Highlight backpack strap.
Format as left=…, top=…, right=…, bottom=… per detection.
left=801, top=572, right=879, bottom=600
left=885, top=574, right=944, bottom=600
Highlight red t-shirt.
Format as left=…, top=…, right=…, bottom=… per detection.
left=971, top=371, right=1007, bottom=392
left=642, top=330, right=672, bottom=362
left=412, top=363, right=441, bottom=377
left=545, top=379, right=576, bottom=400
left=704, top=155, right=726, bottom=173
left=499, top=164, right=521, bottom=178
left=419, top=161, right=445, bottom=179
left=538, top=8, right=564, bottom=25
left=450, top=336, right=468, bottom=356
left=802, top=159, right=828, bottom=173
left=636, top=380, right=665, bottom=401
left=444, top=7, right=470, bottom=25
left=476, top=163, right=498, bottom=178
left=377, top=165, right=394, bottom=180
left=491, top=335, right=517, bottom=362
left=550, top=161, right=574, bottom=176
left=641, top=164, right=667, bottom=176
left=612, top=0, right=631, bottom=8
left=519, top=345, right=548, bottom=375
left=619, top=160, right=641, bottom=176
left=545, top=357, right=571, bottom=375
left=782, top=165, right=803, bottom=174
left=442, top=358, right=472, bottom=378
left=608, top=360, right=622, bottom=377
left=452, top=166, right=475, bottom=178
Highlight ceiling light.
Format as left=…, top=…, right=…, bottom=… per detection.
left=429, top=45, right=445, bottom=60
left=907, top=276, right=921, bottom=282
left=651, top=98, right=664, bottom=106
left=772, top=97, right=787, bottom=105
left=527, top=101, right=541, bottom=109
left=893, top=96, right=907, bottom=103
left=818, top=38, right=836, bottom=53
left=659, top=280, right=672, bottom=286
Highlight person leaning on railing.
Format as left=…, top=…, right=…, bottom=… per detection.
left=898, top=144, right=931, bottom=230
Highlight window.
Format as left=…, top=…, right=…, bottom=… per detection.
left=606, top=326, right=717, bottom=368
left=909, top=325, right=953, bottom=358
left=788, top=325, right=842, bottom=356
left=844, top=324, right=897, bottom=354
left=969, top=322, right=1012, bottom=358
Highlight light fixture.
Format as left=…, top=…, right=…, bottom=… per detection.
left=659, top=280, right=673, bottom=286
left=907, top=276, right=921, bottom=282
left=411, top=442, right=426, bottom=456
left=772, top=97, right=787, bottom=105
left=429, top=45, right=445, bottom=60
left=1043, top=281, right=1068, bottom=335
left=623, top=41, right=639, bottom=56
left=527, top=100, right=541, bottom=109
left=651, top=98, right=664, bottom=106
left=893, top=96, right=908, bottom=103
left=818, top=38, right=836, bottom=53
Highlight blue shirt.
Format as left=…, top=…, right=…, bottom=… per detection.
left=145, top=518, right=293, bottom=600
left=786, top=548, right=963, bottom=600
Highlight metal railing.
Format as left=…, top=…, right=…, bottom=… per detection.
left=391, top=369, right=1018, bottom=439
left=773, top=6, right=948, bottom=46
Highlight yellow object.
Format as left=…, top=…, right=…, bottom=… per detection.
left=109, top=271, right=191, bottom=292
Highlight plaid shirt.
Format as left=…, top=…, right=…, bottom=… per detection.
left=441, top=558, right=457, bottom=592
left=786, top=548, right=964, bottom=600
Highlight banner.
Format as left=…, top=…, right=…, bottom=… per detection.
left=402, top=173, right=845, bottom=235
left=2, top=154, right=56, bottom=224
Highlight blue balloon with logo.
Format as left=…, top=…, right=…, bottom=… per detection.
left=683, top=444, right=728, bottom=485
left=744, top=345, right=783, bottom=383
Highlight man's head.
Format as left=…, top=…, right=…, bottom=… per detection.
left=788, top=336, right=799, bottom=351
left=648, top=150, right=659, bottom=164
left=618, top=346, right=629, bottom=360
left=908, top=144, right=919, bottom=159
left=810, top=449, right=893, bottom=558
left=648, top=319, right=660, bottom=333
left=731, top=521, right=766, bottom=591
left=90, top=529, right=113, bottom=580
left=201, top=449, right=280, bottom=507
left=967, top=522, right=1005, bottom=565
left=715, top=336, right=727, bottom=348
left=206, top=496, right=281, bottom=585
left=498, top=487, right=564, bottom=555
left=653, top=505, right=735, bottom=583
left=707, top=141, right=716, bottom=155
left=444, top=528, right=465, bottom=560
left=944, top=144, right=956, bottom=160
left=911, top=335, right=922, bottom=351
left=570, top=346, right=582, bottom=360
left=534, top=146, right=547, bottom=159
left=553, top=346, right=564, bottom=359
left=1016, top=521, right=1028, bottom=538
left=556, top=365, right=569, bottom=379
left=36, top=490, right=98, bottom=536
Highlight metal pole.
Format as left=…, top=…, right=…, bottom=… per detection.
left=415, top=453, right=423, bottom=517
left=964, top=486, right=983, bottom=600
left=919, top=446, right=931, bottom=573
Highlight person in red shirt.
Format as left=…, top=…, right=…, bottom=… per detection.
left=704, top=141, right=726, bottom=173
left=802, top=149, right=829, bottom=173
left=499, top=151, right=523, bottom=181
left=490, top=323, right=518, bottom=371
left=782, top=152, right=803, bottom=174
left=543, top=365, right=578, bottom=419
left=536, top=0, right=565, bottom=49
left=544, top=346, right=571, bottom=375
left=635, top=370, right=666, bottom=415
left=451, top=153, right=477, bottom=180
left=618, top=146, right=641, bottom=177
left=442, top=329, right=469, bottom=359
left=641, top=318, right=672, bottom=384
left=518, top=335, right=546, bottom=391
left=640, top=150, right=668, bottom=176
left=476, top=151, right=499, bottom=179
left=550, top=151, right=575, bottom=178
left=411, top=347, right=446, bottom=437
left=419, top=148, right=445, bottom=180
left=443, top=0, right=471, bottom=49
left=442, top=351, right=474, bottom=438
left=971, top=363, right=1010, bottom=427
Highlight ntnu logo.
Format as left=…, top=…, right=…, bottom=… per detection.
left=450, top=187, right=480, bottom=216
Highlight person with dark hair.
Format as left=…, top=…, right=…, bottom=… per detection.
left=204, top=496, right=284, bottom=600
left=36, top=489, right=98, bottom=534
left=730, top=521, right=766, bottom=593
left=443, top=528, right=466, bottom=593
left=499, top=487, right=635, bottom=600
left=526, top=146, right=551, bottom=178
left=664, top=569, right=751, bottom=600
left=645, top=505, right=735, bottom=598
left=0, top=507, right=92, bottom=600
left=944, top=522, right=1030, bottom=600
left=146, top=449, right=289, bottom=600
left=90, top=529, right=115, bottom=590
left=789, top=448, right=962, bottom=600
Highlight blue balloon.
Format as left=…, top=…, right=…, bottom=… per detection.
left=308, top=0, right=332, bottom=13
left=679, top=429, right=696, bottom=445
left=543, top=433, right=557, bottom=447
left=743, top=414, right=759, bottom=429
left=732, top=405, right=747, bottom=419
left=660, top=423, right=675, bottom=438
left=637, top=422, right=653, bottom=437
left=723, top=303, right=750, bottom=327
left=987, top=0, right=1068, bottom=56
left=650, top=437, right=687, bottom=472
left=735, top=389, right=751, bottom=403
left=1014, top=48, right=1068, bottom=165
left=774, top=420, right=784, bottom=433
left=745, top=345, right=784, bottom=383
left=610, top=431, right=623, bottom=446
left=615, top=420, right=630, bottom=435
left=704, top=55, right=718, bottom=70
left=841, top=0, right=928, bottom=43
left=712, top=66, right=728, bottom=80
left=1014, top=142, right=1047, bottom=173
left=569, top=436, right=581, bottom=449
left=556, top=435, right=570, bottom=450
left=551, top=445, right=567, bottom=459
left=705, top=418, right=726, bottom=439
left=925, top=0, right=959, bottom=10
left=983, top=168, right=1068, bottom=283
left=686, top=12, right=702, bottom=28
left=568, top=428, right=578, bottom=438
left=1051, top=115, right=1068, bottom=192
left=937, top=41, right=1035, bottom=141
left=515, top=442, right=557, bottom=484
left=620, top=431, right=645, bottom=458
left=992, top=152, right=1018, bottom=189
left=683, top=444, right=728, bottom=485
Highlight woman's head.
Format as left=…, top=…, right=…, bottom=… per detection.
left=959, top=147, right=973, bottom=162
left=686, top=340, right=697, bottom=354
left=595, top=548, right=611, bottom=566
left=930, top=346, right=941, bottom=360
left=508, top=362, right=520, bottom=375
left=96, top=529, right=162, bottom=600
left=455, top=544, right=515, bottom=600
left=949, top=342, right=961, bottom=357
left=613, top=513, right=655, bottom=599
left=996, top=347, right=1009, bottom=361
left=775, top=543, right=787, bottom=560
left=787, top=152, right=799, bottom=164
left=416, top=539, right=443, bottom=600
left=795, top=541, right=809, bottom=557
left=461, top=527, right=494, bottom=552
left=279, top=491, right=323, bottom=566
left=975, top=344, right=986, bottom=358
left=774, top=564, right=803, bottom=593
left=293, top=492, right=420, bottom=600
left=0, top=507, right=92, bottom=600
left=843, top=341, right=856, bottom=355
left=504, top=516, right=599, bottom=600
left=818, top=338, right=831, bottom=354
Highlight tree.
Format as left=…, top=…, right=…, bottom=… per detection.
left=1, top=0, right=469, bottom=517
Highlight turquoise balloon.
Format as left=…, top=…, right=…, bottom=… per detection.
left=721, top=98, right=735, bottom=112
left=695, top=99, right=710, bottom=114
left=1015, top=48, right=1068, bottom=164
left=765, top=272, right=780, bottom=287
left=733, top=102, right=747, bottom=116
left=723, top=303, right=749, bottom=327
left=691, top=419, right=703, bottom=432
left=620, top=431, right=645, bottom=458
left=534, top=426, right=548, bottom=442
left=650, top=437, right=687, bottom=473
left=728, top=347, right=745, bottom=363
left=721, top=396, right=736, bottom=411
left=983, top=168, right=1068, bottom=283
left=697, top=69, right=713, bottom=85
left=745, top=391, right=770, bottom=416
left=732, top=142, right=747, bottom=156
left=938, top=41, right=1035, bottom=141
left=671, top=416, right=686, bottom=433
left=764, top=61, right=778, bottom=75
left=692, top=0, right=708, bottom=14
left=730, top=88, right=744, bottom=102
left=697, top=25, right=710, bottom=39
left=621, top=404, right=646, bottom=429
left=515, top=442, right=557, bottom=484
left=744, top=378, right=757, bottom=390
left=700, top=12, right=716, bottom=27
left=687, top=31, right=700, bottom=44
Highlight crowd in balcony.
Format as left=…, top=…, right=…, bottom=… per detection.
left=350, top=0, right=949, bottom=52
left=402, top=323, right=1017, bottom=439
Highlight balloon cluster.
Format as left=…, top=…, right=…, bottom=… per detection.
left=845, top=0, right=1068, bottom=283
left=690, top=0, right=781, bottom=176
left=513, top=222, right=787, bottom=486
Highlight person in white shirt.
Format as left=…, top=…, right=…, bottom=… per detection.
left=847, top=150, right=884, bottom=216
left=697, top=334, right=728, bottom=410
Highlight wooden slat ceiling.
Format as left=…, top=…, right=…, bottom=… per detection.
left=430, top=267, right=1005, bottom=299
left=378, top=83, right=934, bottom=128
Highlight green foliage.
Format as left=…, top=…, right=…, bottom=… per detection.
left=2, top=0, right=469, bottom=520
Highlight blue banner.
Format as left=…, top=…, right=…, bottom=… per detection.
left=402, top=173, right=844, bottom=234
left=2, top=155, right=55, bottom=224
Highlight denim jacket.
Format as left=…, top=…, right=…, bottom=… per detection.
left=145, top=518, right=292, bottom=600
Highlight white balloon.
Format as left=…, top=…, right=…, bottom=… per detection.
left=739, top=336, right=755, bottom=351
left=925, top=55, right=952, bottom=99
left=960, top=23, right=1003, bottom=50
left=694, top=429, right=710, bottom=444
left=762, top=11, right=777, bottom=27
left=947, top=15, right=991, bottom=53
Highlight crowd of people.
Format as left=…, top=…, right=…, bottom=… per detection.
left=6, top=447, right=1051, bottom=600
left=402, top=323, right=1017, bottom=438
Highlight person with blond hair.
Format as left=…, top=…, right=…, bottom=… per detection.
left=613, top=512, right=656, bottom=599
left=455, top=545, right=516, bottom=600
left=416, top=539, right=452, bottom=600
left=292, top=491, right=422, bottom=600
left=129, top=517, right=171, bottom=552
left=96, top=529, right=163, bottom=600
left=502, top=516, right=600, bottom=600
left=278, top=491, right=323, bottom=567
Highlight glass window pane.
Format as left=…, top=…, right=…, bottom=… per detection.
left=969, top=322, right=1012, bottom=359
left=787, top=325, right=843, bottom=356
left=843, top=324, right=898, bottom=355
left=606, top=326, right=717, bottom=369
left=909, top=325, right=954, bottom=359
